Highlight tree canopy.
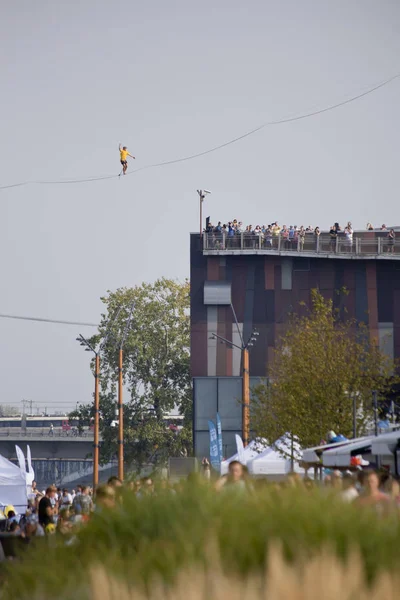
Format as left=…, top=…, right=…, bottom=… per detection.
left=70, top=278, right=191, bottom=469
left=252, top=289, right=398, bottom=450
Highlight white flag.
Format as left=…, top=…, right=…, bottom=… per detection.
left=235, top=434, right=245, bottom=464
left=15, top=445, right=26, bottom=476
left=26, top=445, right=35, bottom=481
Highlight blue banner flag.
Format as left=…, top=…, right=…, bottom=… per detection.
left=216, top=412, right=223, bottom=462
left=208, top=420, right=220, bottom=471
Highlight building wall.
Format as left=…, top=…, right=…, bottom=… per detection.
left=190, top=234, right=400, bottom=378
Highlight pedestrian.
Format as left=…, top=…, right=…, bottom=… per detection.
left=355, top=470, right=390, bottom=512
left=298, top=226, right=305, bottom=251
left=73, top=485, right=93, bottom=518
left=345, top=222, right=353, bottom=252
left=95, top=485, right=116, bottom=511
left=340, top=474, right=359, bottom=503
left=387, top=229, right=395, bottom=254
left=22, top=514, right=45, bottom=540
left=119, top=143, right=135, bottom=175
left=329, top=225, right=337, bottom=252
left=216, top=461, right=249, bottom=492
left=61, top=488, right=73, bottom=507
left=264, top=225, right=272, bottom=249
left=38, top=486, right=57, bottom=528
left=314, top=226, right=320, bottom=250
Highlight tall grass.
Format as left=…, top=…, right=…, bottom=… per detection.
left=89, top=548, right=400, bottom=600
left=2, top=484, right=400, bottom=600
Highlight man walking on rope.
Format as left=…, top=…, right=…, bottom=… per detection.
left=119, top=143, right=135, bottom=175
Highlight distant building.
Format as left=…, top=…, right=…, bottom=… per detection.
left=190, top=229, right=400, bottom=457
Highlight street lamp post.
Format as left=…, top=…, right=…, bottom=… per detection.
left=77, top=308, right=123, bottom=488
left=197, top=189, right=211, bottom=238
left=210, top=304, right=258, bottom=447
left=77, top=334, right=100, bottom=489
left=117, top=303, right=135, bottom=482
left=117, top=347, right=124, bottom=481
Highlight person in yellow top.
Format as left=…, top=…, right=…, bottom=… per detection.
left=119, top=143, right=135, bottom=175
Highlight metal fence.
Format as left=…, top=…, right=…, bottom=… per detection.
left=203, top=232, right=400, bottom=256
left=0, top=428, right=93, bottom=438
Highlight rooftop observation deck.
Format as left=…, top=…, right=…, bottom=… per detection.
left=202, top=231, right=400, bottom=260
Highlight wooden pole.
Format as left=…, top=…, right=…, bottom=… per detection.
left=93, top=354, right=100, bottom=489
left=242, top=347, right=250, bottom=446
left=118, top=348, right=124, bottom=481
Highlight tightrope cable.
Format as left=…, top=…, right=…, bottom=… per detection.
left=1, top=71, right=399, bottom=191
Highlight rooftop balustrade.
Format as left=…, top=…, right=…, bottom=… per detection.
left=202, top=231, right=400, bottom=259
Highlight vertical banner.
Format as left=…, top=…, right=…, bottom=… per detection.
left=235, top=434, right=245, bottom=464
left=216, top=412, right=223, bottom=462
left=208, top=420, right=220, bottom=471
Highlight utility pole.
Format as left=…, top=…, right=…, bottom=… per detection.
left=242, top=348, right=250, bottom=447
left=210, top=303, right=258, bottom=447
left=93, top=354, right=100, bottom=488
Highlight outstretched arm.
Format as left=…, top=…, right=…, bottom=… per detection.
left=128, top=152, right=135, bottom=159
left=119, top=143, right=122, bottom=152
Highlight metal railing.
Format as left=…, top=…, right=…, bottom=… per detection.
left=203, top=232, right=400, bottom=257
left=0, top=428, right=94, bottom=439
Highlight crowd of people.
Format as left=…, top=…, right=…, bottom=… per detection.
left=0, top=474, right=161, bottom=551
left=0, top=463, right=399, bottom=559
left=204, top=220, right=397, bottom=252
left=212, top=460, right=400, bottom=512
left=0, top=477, right=121, bottom=547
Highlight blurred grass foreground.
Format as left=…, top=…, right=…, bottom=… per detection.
left=2, top=483, right=400, bottom=599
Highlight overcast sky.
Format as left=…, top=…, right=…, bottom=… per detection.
left=1, top=0, right=399, bottom=413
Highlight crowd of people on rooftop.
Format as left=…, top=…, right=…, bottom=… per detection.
left=204, top=220, right=397, bottom=253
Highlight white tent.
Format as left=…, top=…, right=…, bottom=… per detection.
left=322, top=437, right=374, bottom=468
left=371, top=430, right=400, bottom=456
left=220, top=439, right=269, bottom=476
left=0, top=446, right=35, bottom=513
left=302, top=439, right=364, bottom=464
left=248, top=435, right=305, bottom=476
left=0, top=455, right=28, bottom=512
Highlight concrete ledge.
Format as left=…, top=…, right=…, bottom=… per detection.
left=203, top=250, right=400, bottom=260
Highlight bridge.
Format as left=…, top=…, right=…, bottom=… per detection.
left=0, top=430, right=100, bottom=487
left=0, top=430, right=95, bottom=460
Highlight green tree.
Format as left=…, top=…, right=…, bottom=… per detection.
left=252, top=289, right=398, bottom=451
left=70, top=278, right=192, bottom=470
left=0, top=405, right=20, bottom=417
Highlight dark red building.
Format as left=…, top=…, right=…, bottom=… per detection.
left=190, top=230, right=400, bottom=456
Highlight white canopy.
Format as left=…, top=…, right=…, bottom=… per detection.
left=322, top=437, right=374, bottom=467
left=220, top=439, right=269, bottom=476
left=301, top=438, right=369, bottom=464
left=0, top=446, right=35, bottom=513
left=371, top=430, right=400, bottom=456
left=248, top=435, right=305, bottom=476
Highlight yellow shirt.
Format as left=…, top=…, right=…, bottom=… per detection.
left=120, top=149, right=128, bottom=161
